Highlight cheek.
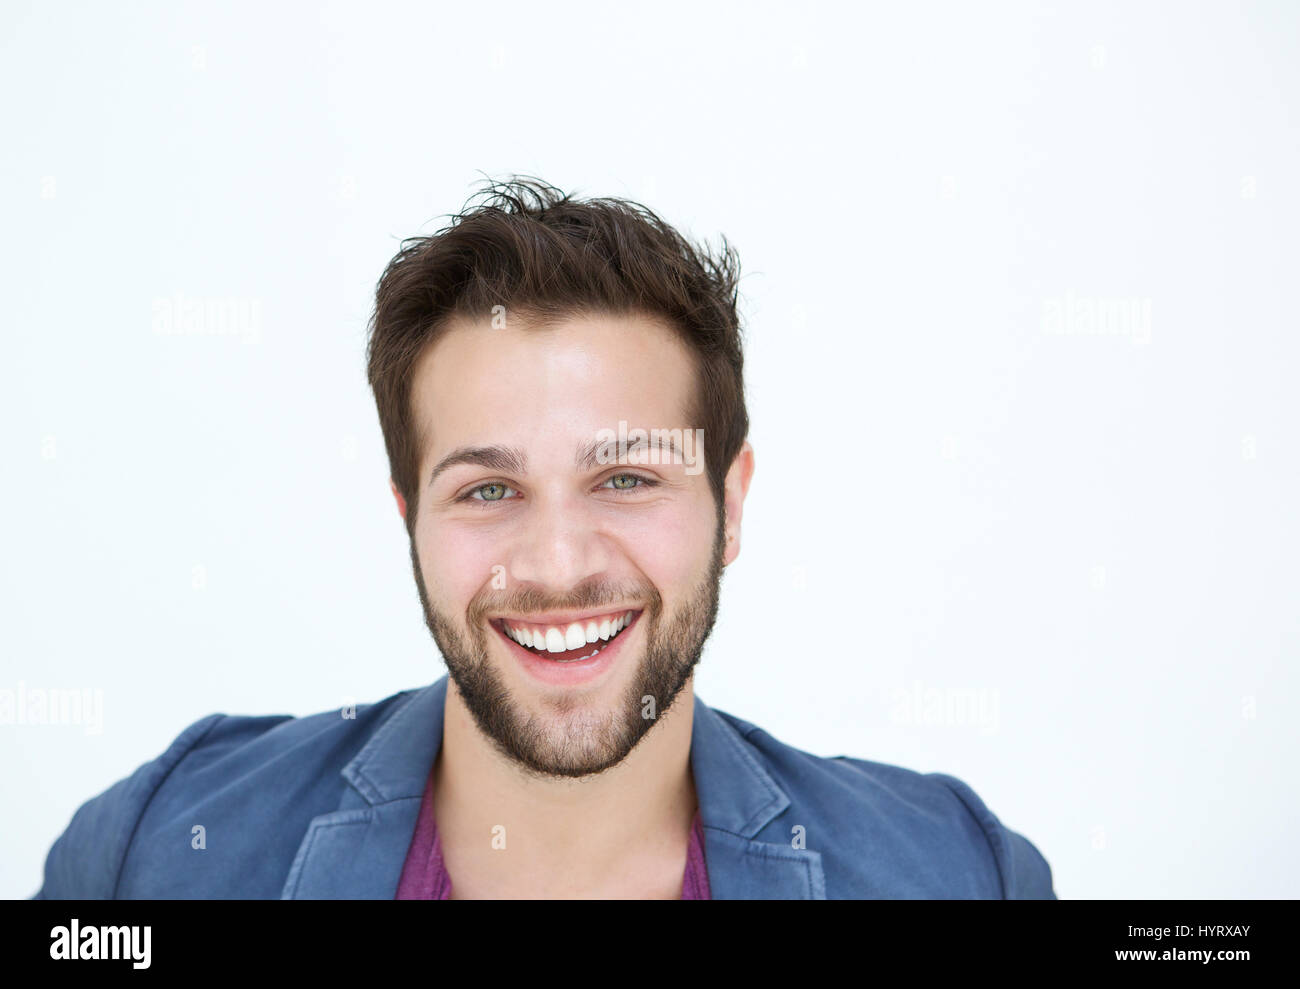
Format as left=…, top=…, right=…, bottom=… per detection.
left=617, top=503, right=716, bottom=590
left=417, top=522, right=504, bottom=605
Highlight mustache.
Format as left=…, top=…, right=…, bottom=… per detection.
left=468, top=577, right=661, bottom=626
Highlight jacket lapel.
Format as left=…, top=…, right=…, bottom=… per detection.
left=281, top=675, right=826, bottom=899
left=690, top=695, right=827, bottom=899
left=280, top=678, right=448, bottom=899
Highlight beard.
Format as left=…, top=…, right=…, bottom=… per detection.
left=409, top=513, right=727, bottom=780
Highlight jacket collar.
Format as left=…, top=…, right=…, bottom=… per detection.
left=282, top=675, right=825, bottom=898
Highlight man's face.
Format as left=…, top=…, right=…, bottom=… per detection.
left=403, top=310, right=728, bottom=779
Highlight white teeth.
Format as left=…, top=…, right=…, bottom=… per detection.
left=564, top=623, right=586, bottom=650
left=503, top=612, right=636, bottom=654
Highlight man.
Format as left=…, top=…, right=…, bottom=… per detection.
left=34, top=178, right=1055, bottom=899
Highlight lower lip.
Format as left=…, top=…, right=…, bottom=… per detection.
left=492, top=613, right=640, bottom=687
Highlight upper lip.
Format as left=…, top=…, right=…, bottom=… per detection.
left=491, top=607, right=641, bottom=629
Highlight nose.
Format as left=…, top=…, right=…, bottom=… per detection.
left=503, top=490, right=613, bottom=595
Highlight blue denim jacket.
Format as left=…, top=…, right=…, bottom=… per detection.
left=33, top=676, right=1055, bottom=899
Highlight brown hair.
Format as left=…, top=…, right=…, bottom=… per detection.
left=365, top=175, right=749, bottom=539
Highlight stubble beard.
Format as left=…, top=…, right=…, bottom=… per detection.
left=410, top=513, right=727, bottom=780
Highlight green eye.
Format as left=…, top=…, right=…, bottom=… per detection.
left=471, top=482, right=510, bottom=501
left=610, top=474, right=640, bottom=490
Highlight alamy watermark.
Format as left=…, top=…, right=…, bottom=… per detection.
left=152, top=293, right=261, bottom=343
left=0, top=682, right=103, bottom=735
left=50, top=919, right=150, bottom=969
left=593, top=420, right=704, bottom=475
left=889, top=679, right=1000, bottom=735
left=1042, top=290, right=1151, bottom=346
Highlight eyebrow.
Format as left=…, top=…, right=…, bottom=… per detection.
left=428, top=446, right=528, bottom=489
left=428, top=434, right=689, bottom=489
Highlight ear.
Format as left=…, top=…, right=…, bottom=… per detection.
left=721, top=441, right=755, bottom=567
left=390, top=478, right=408, bottom=522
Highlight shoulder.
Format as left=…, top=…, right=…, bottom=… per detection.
left=33, top=690, right=416, bottom=899
left=34, top=712, right=226, bottom=899
left=710, top=707, right=1056, bottom=899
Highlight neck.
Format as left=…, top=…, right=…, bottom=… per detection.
left=432, top=676, right=698, bottom=895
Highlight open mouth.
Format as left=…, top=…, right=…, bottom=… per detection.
left=491, top=609, right=641, bottom=663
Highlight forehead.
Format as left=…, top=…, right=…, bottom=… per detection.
left=411, top=310, right=698, bottom=471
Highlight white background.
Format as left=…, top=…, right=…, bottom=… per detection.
left=3, top=0, right=1296, bottom=899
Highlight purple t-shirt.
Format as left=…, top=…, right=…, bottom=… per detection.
left=395, top=767, right=710, bottom=899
